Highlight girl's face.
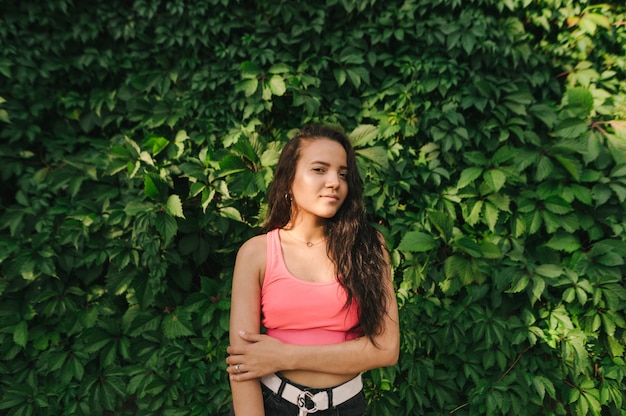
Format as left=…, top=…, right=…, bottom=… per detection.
left=290, top=138, right=349, bottom=222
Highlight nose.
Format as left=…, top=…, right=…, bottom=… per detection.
left=326, top=172, right=340, bottom=188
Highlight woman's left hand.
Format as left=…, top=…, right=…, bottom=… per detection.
left=226, top=331, right=286, bottom=381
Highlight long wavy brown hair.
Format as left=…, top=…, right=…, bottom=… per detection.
left=262, top=124, right=390, bottom=342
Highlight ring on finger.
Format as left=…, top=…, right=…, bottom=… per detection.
left=235, top=364, right=242, bottom=374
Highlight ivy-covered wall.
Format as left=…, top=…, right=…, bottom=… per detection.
left=1, top=1, right=625, bottom=415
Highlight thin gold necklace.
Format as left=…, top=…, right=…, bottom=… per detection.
left=285, top=230, right=326, bottom=247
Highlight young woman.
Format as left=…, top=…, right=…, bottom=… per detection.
left=227, top=124, right=399, bottom=415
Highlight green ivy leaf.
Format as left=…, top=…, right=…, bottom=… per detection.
left=480, top=242, right=502, bottom=259
left=219, top=206, right=242, bottom=221
left=543, top=195, right=573, bottom=214
left=458, top=167, right=483, bottom=189
left=530, top=276, right=546, bottom=304
left=268, top=63, right=291, bottom=74
left=236, top=78, right=258, bottom=97
left=569, top=184, right=592, bottom=205
left=607, top=335, right=625, bottom=357
left=554, top=154, right=582, bottom=181
left=350, top=124, right=378, bottom=147
left=189, top=182, right=205, bottom=198
left=219, top=154, right=249, bottom=175
left=596, top=252, right=624, bottom=267
left=334, top=68, right=347, bottom=87
left=566, top=86, right=594, bottom=114
left=144, top=174, right=161, bottom=199
left=486, top=193, right=511, bottom=212
left=268, top=75, right=286, bottom=96
left=529, top=104, right=557, bottom=127
left=534, top=264, right=564, bottom=278
left=165, top=194, right=185, bottom=218
left=240, top=61, right=261, bottom=78
left=398, top=231, right=438, bottom=252
left=427, top=210, right=454, bottom=242
left=155, top=211, right=178, bottom=243
left=145, top=135, right=169, bottom=156
left=124, top=200, right=153, bottom=217
left=82, top=329, right=113, bottom=353
left=545, top=232, right=580, bottom=253
left=505, top=273, right=530, bottom=293
left=162, top=311, right=194, bottom=338
left=453, top=236, right=482, bottom=258
left=609, top=183, right=626, bottom=203
left=356, top=146, right=388, bottom=169
left=531, top=375, right=555, bottom=400
left=466, top=200, right=483, bottom=226
left=484, top=201, right=499, bottom=231
left=128, top=313, right=161, bottom=337
left=201, top=188, right=216, bottom=213
left=535, top=155, right=554, bottom=181
left=484, top=169, right=507, bottom=193
left=345, top=68, right=361, bottom=88
left=555, top=118, right=589, bottom=139
left=13, top=321, right=28, bottom=347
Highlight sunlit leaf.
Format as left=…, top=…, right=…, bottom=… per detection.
left=484, top=169, right=507, bottom=193
left=165, top=194, right=185, bottom=218
left=566, top=87, right=594, bottom=114
left=268, top=75, right=286, bottom=96
left=545, top=232, right=580, bottom=253
left=350, top=124, right=378, bottom=147
left=398, top=231, right=438, bottom=252
left=555, top=118, right=589, bottom=139
left=356, top=146, right=388, bottom=169
left=458, top=167, right=483, bottom=189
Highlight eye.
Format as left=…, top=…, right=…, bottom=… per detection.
left=312, top=167, right=326, bottom=173
left=339, top=171, right=348, bottom=179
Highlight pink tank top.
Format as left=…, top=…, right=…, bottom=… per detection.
left=261, top=229, right=361, bottom=345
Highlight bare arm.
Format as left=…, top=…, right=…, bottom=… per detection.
left=226, top=246, right=399, bottom=381
left=228, top=237, right=266, bottom=415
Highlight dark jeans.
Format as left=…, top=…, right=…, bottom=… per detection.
left=230, top=374, right=367, bottom=416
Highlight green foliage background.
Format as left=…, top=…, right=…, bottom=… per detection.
left=1, top=0, right=625, bottom=415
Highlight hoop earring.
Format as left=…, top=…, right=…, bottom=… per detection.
left=284, top=193, right=292, bottom=204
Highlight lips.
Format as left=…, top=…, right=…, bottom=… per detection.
left=320, top=195, right=340, bottom=201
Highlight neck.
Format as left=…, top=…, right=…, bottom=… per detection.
left=284, top=220, right=326, bottom=246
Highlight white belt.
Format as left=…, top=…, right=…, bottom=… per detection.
left=260, top=373, right=362, bottom=415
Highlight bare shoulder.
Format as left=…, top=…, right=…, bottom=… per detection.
left=237, top=234, right=267, bottom=258
left=234, top=234, right=267, bottom=278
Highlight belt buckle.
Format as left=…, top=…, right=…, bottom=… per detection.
left=297, top=390, right=318, bottom=414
